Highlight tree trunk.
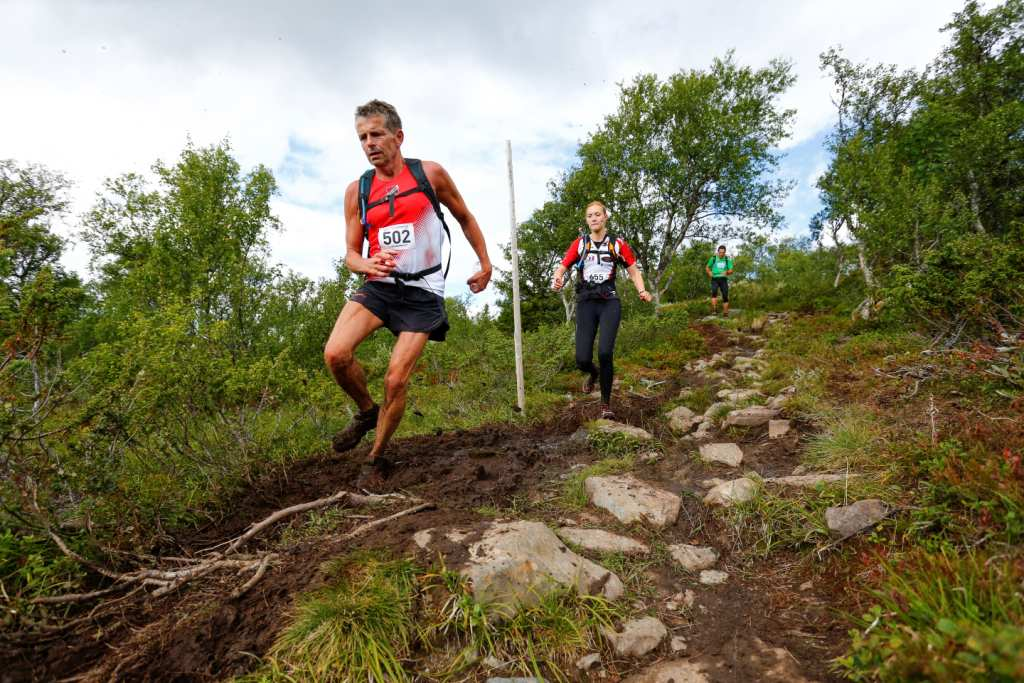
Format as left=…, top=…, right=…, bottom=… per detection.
left=968, top=169, right=986, bottom=234
left=833, top=251, right=845, bottom=289
left=560, top=289, right=576, bottom=322
left=857, top=242, right=876, bottom=290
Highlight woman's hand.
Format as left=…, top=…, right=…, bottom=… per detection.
left=551, top=267, right=567, bottom=291
left=638, top=290, right=653, bottom=303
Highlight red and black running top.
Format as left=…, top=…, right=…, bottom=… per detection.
left=561, top=234, right=637, bottom=285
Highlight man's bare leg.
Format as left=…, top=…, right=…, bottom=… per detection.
left=324, top=300, right=384, bottom=411
left=710, top=296, right=718, bottom=314
left=369, top=331, right=430, bottom=460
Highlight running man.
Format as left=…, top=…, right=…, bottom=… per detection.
left=552, top=201, right=652, bottom=418
left=706, top=245, right=734, bottom=316
left=324, top=100, right=492, bottom=487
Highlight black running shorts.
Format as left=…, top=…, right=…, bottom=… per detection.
left=710, top=277, right=729, bottom=302
left=352, top=281, right=449, bottom=342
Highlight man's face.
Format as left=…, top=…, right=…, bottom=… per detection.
left=356, top=115, right=403, bottom=166
left=718, top=248, right=727, bottom=258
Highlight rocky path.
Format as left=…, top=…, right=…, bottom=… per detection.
left=7, top=316, right=878, bottom=682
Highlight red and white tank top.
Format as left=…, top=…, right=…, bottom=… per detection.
left=561, top=234, right=637, bottom=284
left=364, top=164, right=446, bottom=294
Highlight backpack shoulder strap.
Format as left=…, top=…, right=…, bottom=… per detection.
left=404, top=158, right=452, bottom=278
left=358, top=169, right=375, bottom=234
left=576, top=233, right=591, bottom=272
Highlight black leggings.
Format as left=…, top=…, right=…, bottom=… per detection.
left=575, top=297, right=622, bottom=404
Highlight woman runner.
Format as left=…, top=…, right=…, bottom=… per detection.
left=552, top=201, right=653, bottom=418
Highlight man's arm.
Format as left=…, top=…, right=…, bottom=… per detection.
left=423, top=161, right=491, bottom=293
left=343, top=181, right=396, bottom=278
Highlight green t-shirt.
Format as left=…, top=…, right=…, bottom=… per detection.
left=707, top=255, right=733, bottom=278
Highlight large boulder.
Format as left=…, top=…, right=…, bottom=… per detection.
left=668, top=543, right=718, bottom=572
left=702, top=477, right=757, bottom=507
left=698, top=443, right=744, bottom=467
left=724, top=406, right=780, bottom=427
left=556, top=527, right=649, bottom=556
left=666, top=405, right=701, bottom=433
left=585, top=475, right=681, bottom=528
left=605, top=616, right=668, bottom=657
left=461, top=521, right=624, bottom=618
left=826, top=499, right=889, bottom=538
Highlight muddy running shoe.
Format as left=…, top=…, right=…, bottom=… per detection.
left=356, top=456, right=392, bottom=492
left=332, top=404, right=379, bottom=453
left=599, top=404, right=616, bottom=420
left=582, top=371, right=599, bottom=394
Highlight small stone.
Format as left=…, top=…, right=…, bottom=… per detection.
left=666, top=405, right=701, bottom=433
left=413, top=528, right=434, bottom=549
left=826, top=499, right=889, bottom=538
left=732, top=356, right=763, bottom=371
left=699, top=477, right=728, bottom=489
left=723, top=406, right=780, bottom=427
left=693, top=420, right=715, bottom=440
left=482, top=655, right=508, bottom=669
left=791, top=464, right=808, bottom=475
left=682, top=589, right=696, bottom=606
left=623, top=660, right=709, bottom=683
left=605, top=616, right=668, bottom=657
left=699, top=569, right=729, bottom=585
left=698, top=443, right=744, bottom=467
left=585, top=475, right=681, bottom=528
left=576, top=653, right=602, bottom=671
left=703, top=402, right=731, bottom=419
left=768, top=419, right=791, bottom=439
left=716, top=388, right=763, bottom=402
left=557, top=527, right=650, bottom=556
left=592, top=419, right=654, bottom=441
left=670, top=635, right=688, bottom=652
left=669, top=544, right=719, bottom=571
left=702, top=477, right=757, bottom=507
left=638, top=450, right=661, bottom=464
left=799, top=580, right=813, bottom=591
left=486, top=678, right=544, bottom=683
left=750, top=316, right=768, bottom=333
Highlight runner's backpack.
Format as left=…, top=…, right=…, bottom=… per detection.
left=358, top=158, right=451, bottom=281
left=576, top=232, right=622, bottom=283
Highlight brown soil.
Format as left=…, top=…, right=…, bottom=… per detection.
left=2, top=321, right=854, bottom=683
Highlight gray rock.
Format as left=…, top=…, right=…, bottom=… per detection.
left=693, top=419, right=715, bottom=440
left=585, top=475, right=681, bottom=528
left=826, top=499, right=889, bottom=538
left=699, top=477, right=728, bottom=489
left=463, top=521, right=624, bottom=618
left=669, top=543, right=718, bottom=571
left=623, top=660, right=709, bottom=683
left=592, top=419, right=653, bottom=441
left=670, top=635, right=688, bottom=652
left=638, top=450, right=661, bottom=464
left=666, top=405, right=700, bottom=433
left=605, top=616, right=668, bottom=657
left=723, top=406, right=780, bottom=427
left=732, top=356, right=763, bottom=372
left=767, top=394, right=789, bottom=410
left=487, top=678, right=544, bottom=683
left=556, top=527, right=650, bottom=556
left=703, top=401, right=731, bottom=419
left=698, top=443, right=744, bottom=467
left=716, top=388, right=763, bottom=402
left=699, top=569, right=729, bottom=585
left=575, top=653, right=601, bottom=671
left=768, top=419, right=791, bottom=439
left=702, top=477, right=757, bottom=507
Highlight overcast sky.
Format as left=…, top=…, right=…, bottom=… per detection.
left=2, top=0, right=969, bottom=305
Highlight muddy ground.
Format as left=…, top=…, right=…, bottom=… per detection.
left=3, top=323, right=856, bottom=682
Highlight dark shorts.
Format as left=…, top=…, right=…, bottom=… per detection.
left=711, top=277, right=729, bottom=302
left=352, top=281, right=449, bottom=342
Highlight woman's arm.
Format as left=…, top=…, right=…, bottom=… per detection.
left=626, top=264, right=653, bottom=302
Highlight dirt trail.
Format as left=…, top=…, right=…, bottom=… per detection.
left=4, top=321, right=852, bottom=682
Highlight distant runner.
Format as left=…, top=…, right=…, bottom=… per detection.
left=552, top=201, right=652, bottom=418
left=324, top=99, right=492, bottom=488
left=706, top=245, right=734, bottom=317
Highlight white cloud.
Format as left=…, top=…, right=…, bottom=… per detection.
left=2, top=0, right=970, bottom=301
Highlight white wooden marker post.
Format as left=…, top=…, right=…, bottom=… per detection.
left=506, top=140, right=526, bottom=412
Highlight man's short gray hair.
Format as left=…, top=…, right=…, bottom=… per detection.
left=354, top=99, right=402, bottom=132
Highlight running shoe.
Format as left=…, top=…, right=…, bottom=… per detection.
left=599, top=404, right=616, bottom=419
left=332, top=404, right=380, bottom=453
left=582, top=371, right=599, bottom=394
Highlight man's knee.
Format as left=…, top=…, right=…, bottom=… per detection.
left=597, top=349, right=614, bottom=366
left=383, top=370, right=410, bottom=398
left=324, top=344, right=355, bottom=371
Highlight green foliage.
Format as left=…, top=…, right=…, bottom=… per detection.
left=839, top=549, right=1024, bottom=682
left=261, top=553, right=421, bottom=682
left=0, top=529, right=85, bottom=623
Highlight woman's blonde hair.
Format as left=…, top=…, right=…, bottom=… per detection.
left=584, top=200, right=608, bottom=215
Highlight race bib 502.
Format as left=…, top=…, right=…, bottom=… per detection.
left=378, top=223, right=415, bottom=251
